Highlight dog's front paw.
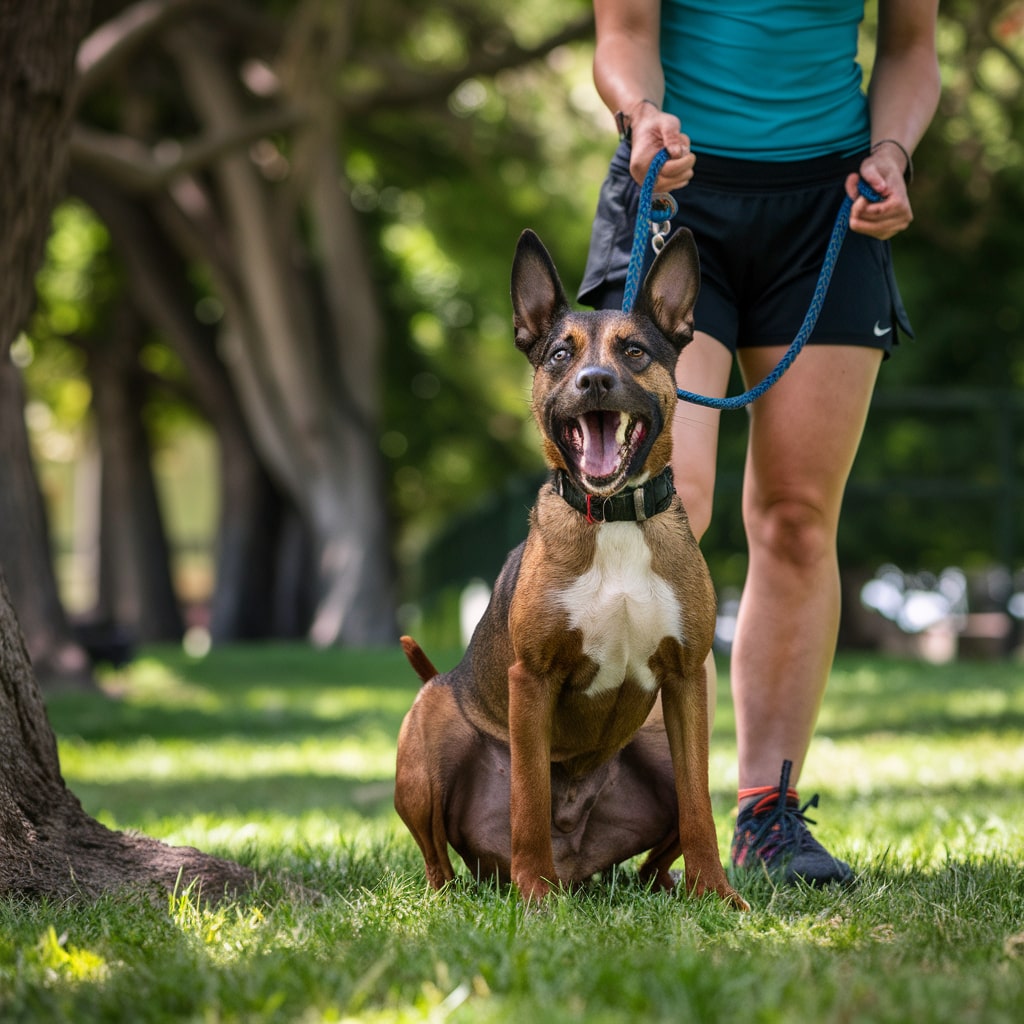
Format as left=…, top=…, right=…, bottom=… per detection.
left=513, top=872, right=554, bottom=904
left=684, top=866, right=751, bottom=911
left=718, top=884, right=750, bottom=912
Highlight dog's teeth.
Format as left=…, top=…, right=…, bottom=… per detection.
left=615, top=413, right=629, bottom=447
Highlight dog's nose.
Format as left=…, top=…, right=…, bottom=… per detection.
left=575, top=366, right=617, bottom=394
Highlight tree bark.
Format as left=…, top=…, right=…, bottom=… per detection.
left=0, top=0, right=95, bottom=688
left=0, top=0, right=89, bottom=344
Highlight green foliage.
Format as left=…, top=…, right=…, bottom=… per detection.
left=34, top=202, right=118, bottom=342
left=354, top=3, right=603, bottom=554
left=2, top=646, right=1022, bottom=1022
left=24, top=199, right=199, bottom=454
left=19, top=202, right=110, bottom=441
left=888, top=0, right=1024, bottom=392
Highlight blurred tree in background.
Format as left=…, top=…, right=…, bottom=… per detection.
left=5, top=0, right=1024, bottom=681
left=10, top=0, right=594, bottom=679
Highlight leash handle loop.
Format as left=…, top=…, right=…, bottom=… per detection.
left=621, top=147, right=883, bottom=410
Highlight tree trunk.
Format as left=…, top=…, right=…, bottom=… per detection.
left=169, top=31, right=398, bottom=646
left=0, top=0, right=87, bottom=341
left=0, top=0, right=95, bottom=688
left=72, top=170, right=308, bottom=641
left=0, top=569, right=255, bottom=899
left=302, top=138, right=397, bottom=646
left=87, top=303, right=184, bottom=643
left=0, top=0, right=255, bottom=902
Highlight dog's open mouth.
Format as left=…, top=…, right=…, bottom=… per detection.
left=561, top=411, right=648, bottom=491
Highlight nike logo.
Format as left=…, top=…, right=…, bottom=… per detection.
left=873, top=322, right=893, bottom=337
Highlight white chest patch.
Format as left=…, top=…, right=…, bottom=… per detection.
left=556, top=523, right=684, bottom=696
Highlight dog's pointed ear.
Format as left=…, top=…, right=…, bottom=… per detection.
left=511, top=230, right=570, bottom=363
left=634, top=227, right=701, bottom=353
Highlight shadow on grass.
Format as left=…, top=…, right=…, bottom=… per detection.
left=49, top=701, right=412, bottom=746
left=724, top=653, right=1024, bottom=741
left=47, top=648, right=1024, bottom=748
left=44, top=643, right=425, bottom=747
left=70, top=773, right=397, bottom=823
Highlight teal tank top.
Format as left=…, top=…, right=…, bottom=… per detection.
left=660, top=0, right=871, bottom=160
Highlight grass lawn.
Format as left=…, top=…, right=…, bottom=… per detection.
left=1, top=644, right=1022, bottom=1022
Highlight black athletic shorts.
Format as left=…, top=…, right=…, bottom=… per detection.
left=578, top=140, right=913, bottom=355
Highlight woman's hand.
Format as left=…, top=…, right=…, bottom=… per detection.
left=627, top=100, right=696, bottom=191
left=847, top=143, right=913, bottom=240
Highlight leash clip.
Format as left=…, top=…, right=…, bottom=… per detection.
left=649, top=192, right=678, bottom=254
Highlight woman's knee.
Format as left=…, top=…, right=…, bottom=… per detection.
left=744, top=496, right=836, bottom=569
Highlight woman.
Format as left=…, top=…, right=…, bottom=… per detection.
left=581, top=0, right=940, bottom=885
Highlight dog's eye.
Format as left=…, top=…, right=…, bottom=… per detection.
left=624, top=343, right=646, bottom=359
left=547, top=345, right=571, bottom=366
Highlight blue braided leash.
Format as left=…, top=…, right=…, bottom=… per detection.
left=622, top=148, right=882, bottom=411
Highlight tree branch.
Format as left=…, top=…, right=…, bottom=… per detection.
left=342, top=13, right=594, bottom=115
left=69, top=106, right=308, bottom=193
left=73, top=0, right=283, bottom=107
left=73, top=0, right=206, bottom=106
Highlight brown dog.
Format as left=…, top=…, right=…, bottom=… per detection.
left=395, top=227, right=746, bottom=909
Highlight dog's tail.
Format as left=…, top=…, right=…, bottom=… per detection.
left=400, top=635, right=439, bottom=683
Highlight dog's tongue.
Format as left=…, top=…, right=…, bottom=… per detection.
left=579, top=411, right=628, bottom=479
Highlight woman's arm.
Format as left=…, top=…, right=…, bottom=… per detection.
left=847, top=0, right=941, bottom=239
left=593, top=0, right=695, bottom=189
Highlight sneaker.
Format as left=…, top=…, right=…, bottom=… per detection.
left=730, top=759, right=854, bottom=887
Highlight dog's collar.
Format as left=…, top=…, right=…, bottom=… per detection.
left=551, top=467, right=675, bottom=524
